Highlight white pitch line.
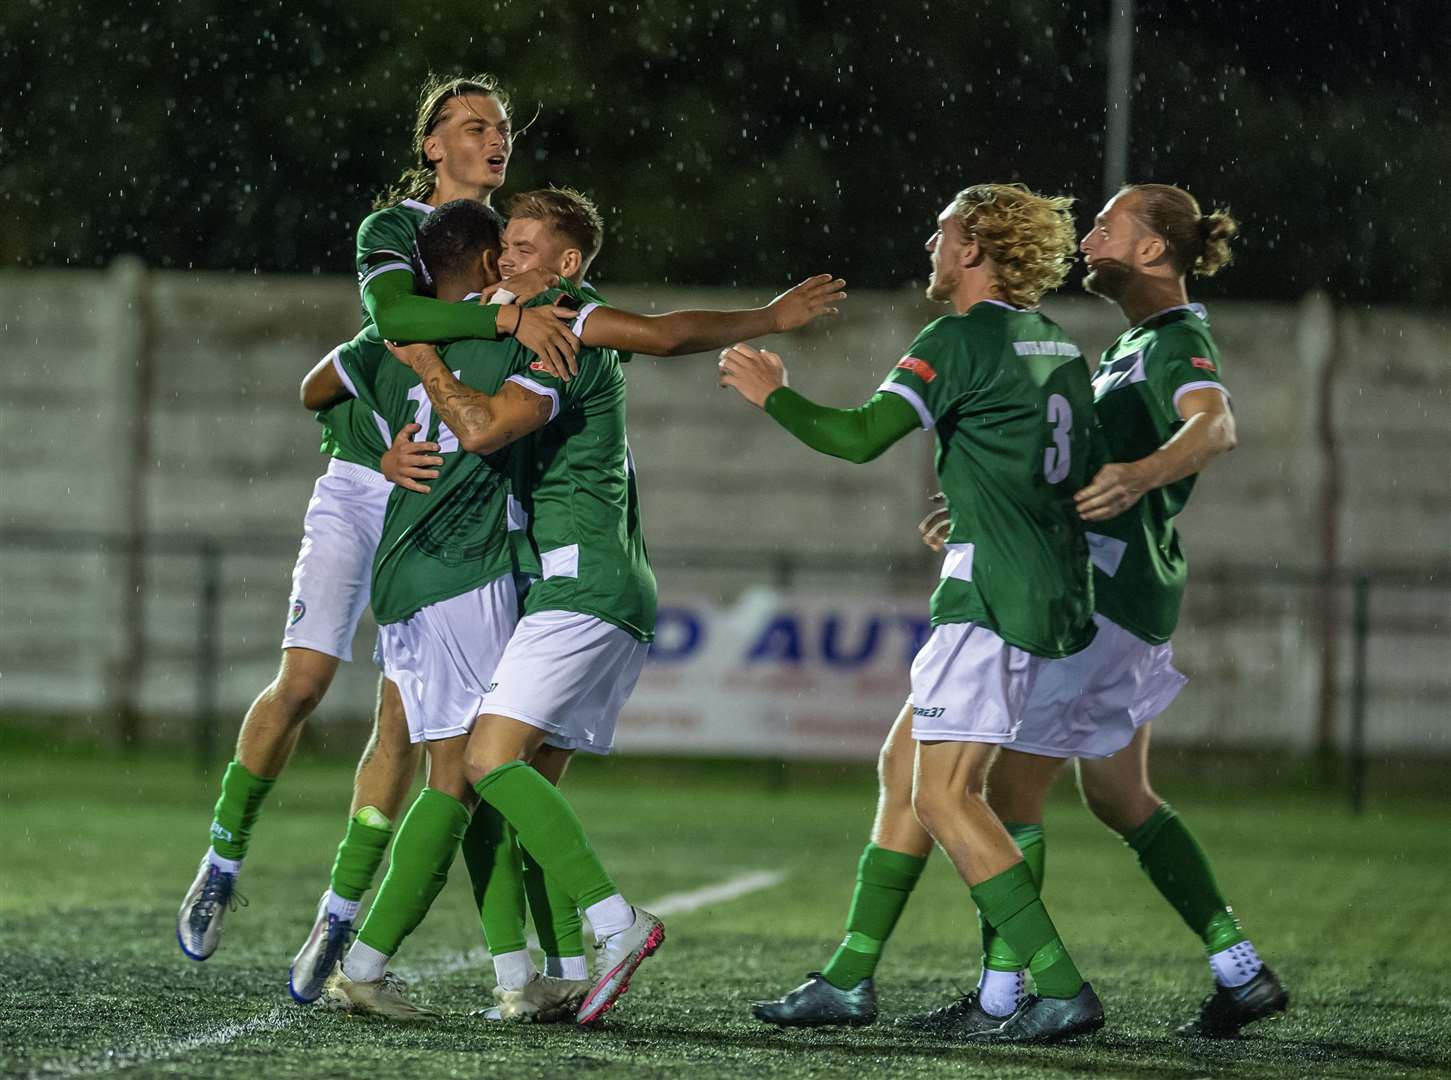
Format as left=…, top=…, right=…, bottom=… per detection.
left=27, top=868, right=787, bottom=1079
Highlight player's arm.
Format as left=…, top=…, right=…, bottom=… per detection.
left=574, top=275, right=846, bottom=357
left=717, top=342, right=919, bottom=464
left=1075, top=387, right=1236, bottom=522
left=385, top=342, right=553, bottom=456
left=300, top=350, right=350, bottom=410
left=363, top=269, right=581, bottom=373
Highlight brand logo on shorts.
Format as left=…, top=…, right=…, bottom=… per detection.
left=484, top=681, right=498, bottom=693
left=912, top=705, right=946, bottom=719
left=289, top=600, right=306, bottom=625
left=896, top=355, right=937, bottom=382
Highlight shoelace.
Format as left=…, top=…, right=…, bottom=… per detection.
left=195, top=869, right=249, bottom=919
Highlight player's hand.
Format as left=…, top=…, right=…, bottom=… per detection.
left=768, top=274, right=847, bottom=333
left=489, top=268, right=560, bottom=305
left=1075, top=461, right=1151, bottom=521
left=918, top=492, right=949, bottom=551
left=512, top=305, right=581, bottom=381
left=718, top=342, right=788, bottom=408
left=380, top=423, right=442, bottom=494
left=384, top=340, right=442, bottom=374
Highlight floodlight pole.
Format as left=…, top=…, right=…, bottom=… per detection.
left=1104, top=0, right=1135, bottom=200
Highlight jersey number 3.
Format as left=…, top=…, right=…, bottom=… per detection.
left=406, top=379, right=461, bottom=453
left=1043, top=393, right=1072, bottom=484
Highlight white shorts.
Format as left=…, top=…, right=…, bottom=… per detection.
left=1009, top=614, right=1187, bottom=759
left=375, top=576, right=519, bottom=744
left=281, top=458, right=390, bottom=660
left=908, top=622, right=1042, bottom=743
left=480, top=611, right=650, bottom=756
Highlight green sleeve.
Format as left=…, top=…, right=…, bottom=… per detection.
left=363, top=270, right=502, bottom=343
left=762, top=387, right=921, bottom=464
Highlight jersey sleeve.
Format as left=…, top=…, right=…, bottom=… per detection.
left=1144, top=326, right=1228, bottom=419
left=333, top=335, right=384, bottom=409
left=876, top=319, right=966, bottom=430
left=355, top=208, right=417, bottom=294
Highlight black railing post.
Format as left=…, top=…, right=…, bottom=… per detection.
left=1348, top=573, right=1371, bottom=815
left=195, top=541, right=224, bottom=774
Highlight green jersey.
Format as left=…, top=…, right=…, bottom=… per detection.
left=333, top=325, right=517, bottom=626
left=880, top=301, right=1098, bottom=658
left=1087, top=304, right=1227, bottom=644
left=506, top=291, right=656, bottom=641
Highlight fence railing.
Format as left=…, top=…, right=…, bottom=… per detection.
left=1, top=526, right=1447, bottom=814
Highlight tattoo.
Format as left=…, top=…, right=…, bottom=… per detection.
left=419, top=360, right=495, bottom=444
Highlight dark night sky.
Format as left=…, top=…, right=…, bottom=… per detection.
left=1, top=0, right=1446, bottom=306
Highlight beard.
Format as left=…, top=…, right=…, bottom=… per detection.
left=925, top=266, right=957, bottom=302
left=1083, top=259, right=1133, bottom=300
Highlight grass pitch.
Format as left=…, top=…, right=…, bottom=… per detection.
left=3, top=726, right=1449, bottom=1079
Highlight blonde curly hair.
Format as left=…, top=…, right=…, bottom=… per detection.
left=951, top=183, right=1077, bottom=308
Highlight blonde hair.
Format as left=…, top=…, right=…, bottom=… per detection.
left=951, top=183, right=1077, bottom=307
left=506, top=186, right=605, bottom=269
left=1124, top=183, right=1239, bottom=278
left=374, top=73, right=511, bottom=210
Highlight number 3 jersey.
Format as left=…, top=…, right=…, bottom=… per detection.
left=332, top=328, right=521, bottom=626
left=1086, top=304, right=1228, bottom=645
left=880, top=300, right=1100, bottom=658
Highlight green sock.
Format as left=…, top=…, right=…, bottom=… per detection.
left=970, top=861, right=1084, bottom=1000
left=356, top=788, right=470, bottom=957
left=329, top=806, right=394, bottom=902
left=209, top=759, right=276, bottom=861
left=819, top=843, right=928, bottom=990
left=979, top=822, right=1045, bottom=972
left=461, top=803, right=528, bottom=955
left=1125, top=803, right=1247, bottom=953
left=523, top=847, right=585, bottom=961
left=473, top=761, right=616, bottom=910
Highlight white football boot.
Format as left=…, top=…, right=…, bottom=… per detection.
left=478, top=973, right=592, bottom=1022
left=323, top=968, right=440, bottom=1021
left=288, top=893, right=354, bottom=1003
left=576, top=909, right=666, bottom=1024
left=176, top=856, right=245, bottom=961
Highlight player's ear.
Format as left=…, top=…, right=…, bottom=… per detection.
left=559, top=248, right=582, bottom=281
left=1139, top=232, right=1168, bottom=267
left=960, top=233, right=985, bottom=270
left=423, top=132, right=444, bottom=166
left=481, top=248, right=500, bottom=283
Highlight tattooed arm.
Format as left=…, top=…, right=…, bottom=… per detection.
left=385, top=342, right=556, bottom=455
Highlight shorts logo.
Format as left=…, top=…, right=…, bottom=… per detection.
left=896, top=356, right=937, bottom=383
left=484, top=681, right=498, bottom=693
left=289, top=600, right=306, bottom=626
left=912, top=705, right=946, bottom=719
left=1190, top=356, right=1216, bottom=372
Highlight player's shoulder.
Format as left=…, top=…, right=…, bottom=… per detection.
left=1142, top=305, right=1216, bottom=358
left=356, top=200, right=429, bottom=244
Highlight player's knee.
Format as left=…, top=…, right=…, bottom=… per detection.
left=910, top=782, right=948, bottom=837
left=268, top=673, right=328, bottom=724
left=1082, top=781, right=1157, bottom=835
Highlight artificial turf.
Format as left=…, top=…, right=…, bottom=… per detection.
left=3, top=729, right=1449, bottom=1079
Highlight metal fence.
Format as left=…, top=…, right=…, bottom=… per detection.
left=1, top=526, right=1447, bottom=815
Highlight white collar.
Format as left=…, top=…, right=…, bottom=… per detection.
left=401, top=198, right=436, bottom=214
left=1135, top=302, right=1207, bottom=328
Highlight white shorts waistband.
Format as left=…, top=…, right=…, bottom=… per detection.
left=325, top=457, right=389, bottom=488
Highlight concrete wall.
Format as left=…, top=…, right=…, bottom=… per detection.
left=1, top=266, right=1446, bottom=753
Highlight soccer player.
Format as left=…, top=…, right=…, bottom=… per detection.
left=287, top=190, right=844, bottom=1008
left=318, top=197, right=662, bottom=1024
left=725, top=184, right=1106, bottom=1043
left=920, top=184, right=1287, bottom=1038
left=176, top=72, right=581, bottom=977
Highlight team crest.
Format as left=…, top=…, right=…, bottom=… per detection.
left=289, top=600, right=306, bottom=625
